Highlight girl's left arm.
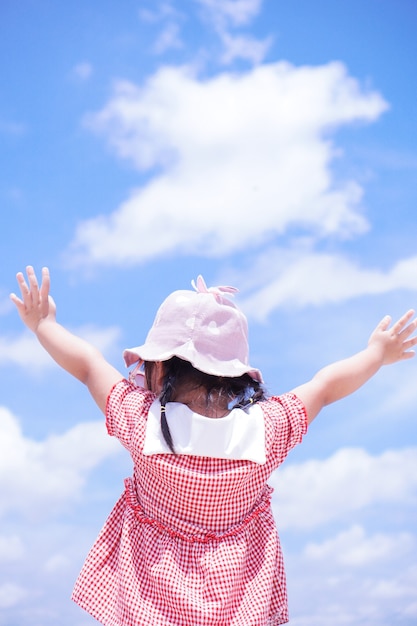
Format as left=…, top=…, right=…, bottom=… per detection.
left=10, top=266, right=123, bottom=413
left=292, top=310, right=417, bottom=425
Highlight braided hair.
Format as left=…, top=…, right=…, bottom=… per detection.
left=145, top=356, right=266, bottom=454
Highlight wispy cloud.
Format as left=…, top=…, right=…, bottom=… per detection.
left=0, top=583, right=27, bottom=609
left=0, top=333, right=55, bottom=370
left=71, top=61, right=93, bottom=81
left=194, top=0, right=270, bottom=64
left=287, top=541, right=417, bottom=625
left=219, top=30, right=273, bottom=65
left=0, top=407, right=120, bottom=519
left=195, top=0, right=264, bottom=28
left=139, top=1, right=183, bottom=23
left=0, top=534, right=25, bottom=562
left=153, top=22, right=184, bottom=54
left=304, top=524, right=415, bottom=566
left=239, top=250, right=417, bottom=318
left=272, top=446, right=417, bottom=530
left=139, top=1, right=185, bottom=56
left=0, top=324, right=121, bottom=371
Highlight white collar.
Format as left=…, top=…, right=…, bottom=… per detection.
left=143, top=399, right=266, bottom=464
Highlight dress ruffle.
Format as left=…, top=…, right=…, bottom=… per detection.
left=125, top=476, right=274, bottom=544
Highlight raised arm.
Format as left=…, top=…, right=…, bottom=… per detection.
left=10, top=266, right=123, bottom=413
left=292, top=310, right=417, bottom=424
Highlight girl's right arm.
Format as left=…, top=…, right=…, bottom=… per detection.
left=10, top=266, right=123, bottom=413
left=292, top=310, right=417, bottom=425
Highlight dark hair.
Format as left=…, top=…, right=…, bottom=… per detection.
left=146, top=356, right=266, bottom=454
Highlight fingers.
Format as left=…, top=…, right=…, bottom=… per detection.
left=20, top=267, right=35, bottom=303
left=27, top=265, right=40, bottom=300
left=399, top=320, right=417, bottom=343
left=402, top=335, right=417, bottom=351
left=398, top=313, right=417, bottom=360
left=400, top=347, right=416, bottom=360
left=11, top=266, right=50, bottom=310
left=15, top=269, right=32, bottom=307
left=9, top=291, right=24, bottom=311
left=378, top=315, right=392, bottom=331
left=39, top=267, right=50, bottom=303
left=391, top=309, right=415, bottom=334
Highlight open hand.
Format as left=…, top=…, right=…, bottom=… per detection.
left=368, top=310, right=417, bottom=365
left=10, top=266, right=55, bottom=333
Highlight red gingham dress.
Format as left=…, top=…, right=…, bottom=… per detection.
left=72, top=380, right=307, bottom=626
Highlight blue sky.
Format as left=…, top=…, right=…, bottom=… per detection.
left=1, top=1, right=417, bottom=624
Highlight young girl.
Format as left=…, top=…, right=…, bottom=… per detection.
left=11, top=266, right=417, bottom=626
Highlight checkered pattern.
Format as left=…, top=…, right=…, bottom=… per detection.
left=72, top=380, right=307, bottom=625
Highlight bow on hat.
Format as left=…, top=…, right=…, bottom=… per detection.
left=191, top=275, right=238, bottom=302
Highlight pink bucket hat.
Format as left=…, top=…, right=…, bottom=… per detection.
left=123, top=275, right=263, bottom=383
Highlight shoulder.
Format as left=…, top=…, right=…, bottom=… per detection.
left=107, top=378, right=151, bottom=405
left=106, top=379, right=156, bottom=444
left=262, top=392, right=307, bottom=421
left=260, top=393, right=308, bottom=459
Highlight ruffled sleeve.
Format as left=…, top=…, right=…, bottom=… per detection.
left=262, top=393, right=308, bottom=469
left=106, top=379, right=156, bottom=450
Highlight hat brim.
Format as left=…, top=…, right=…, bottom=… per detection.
left=123, top=345, right=263, bottom=383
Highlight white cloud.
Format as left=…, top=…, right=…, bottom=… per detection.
left=44, top=553, right=71, bottom=574
left=0, top=534, right=25, bottom=562
left=305, top=524, right=415, bottom=566
left=286, top=526, right=417, bottom=625
left=71, top=61, right=386, bottom=268
left=0, top=332, right=56, bottom=369
left=76, top=324, right=122, bottom=356
left=138, top=2, right=185, bottom=56
left=0, top=407, right=120, bottom=519
left=0, top=324, right=121, bottom=372
left=272, top=446, right=417, bottom=530
left=0, top=583, right=27, bottom=609
left=288, top=563, right=417, bottom=626
left=239, top=249, right=417, bottom=318
left=219, top=30, right=272, bottom=65
left=195, top=0, right=270, bottom=64
left=195, top=0, right=264, bottom=28
left=373, top=360, right=417, bottom=418
left=369, top=574, right=417, bottom=602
